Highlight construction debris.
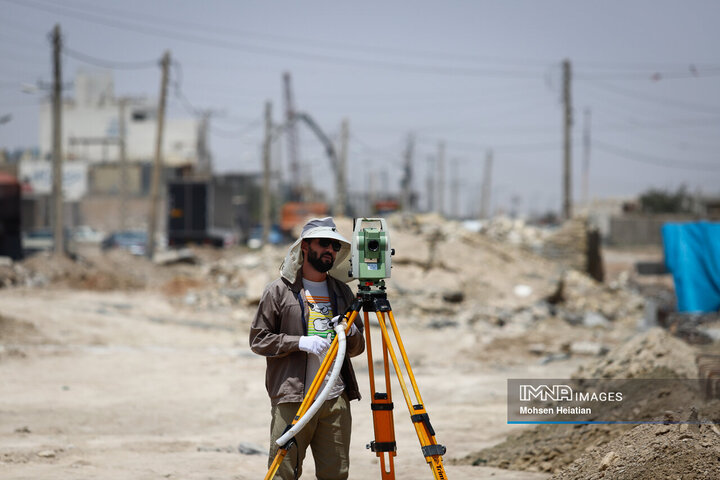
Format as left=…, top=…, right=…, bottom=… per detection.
left=1, top=213, right=716, bottom=479
left=461, top=328, right=714, bottom=474
left=573, top=327, right=698, bottom=379
left=550, top=407, right=720, bottom=479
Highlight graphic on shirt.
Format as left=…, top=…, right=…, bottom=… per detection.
left=306, top=294, right=334, bottom=340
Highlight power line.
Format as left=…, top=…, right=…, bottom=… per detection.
left=576, top=66, right=720, bottom=81
left=210, top=118, right=264, bottom=138
left=214, top=114, right=264, bottom=126
left=594, top=140, right=720, bottom=171
left=575, top=59, right=720, bottom=71
left=4, top=0, right=547, bottom=79
left=24, top=0, right=720, bottom=79
left=579, top=78, right=720, bottom=115
left=30, top=0, right=559, bottom=69
left=416, top=135, right=560, bottom=153
left=63, top=46, right=159, bottom=70
left=602, top=124, right=720, bottom=154
left=594, top=116, right=720, bottom=132
left=349, top=133, right=403, bottom=158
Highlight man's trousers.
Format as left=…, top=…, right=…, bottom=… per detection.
left=268, top=393, right=351, bottom=480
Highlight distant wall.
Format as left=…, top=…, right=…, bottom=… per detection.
left=608, top=215, right=698, bottom=246
left=79, top=195, right=160, bottom=232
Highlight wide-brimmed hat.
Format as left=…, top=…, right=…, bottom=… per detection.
left=280, top=217, right=352, bottom=283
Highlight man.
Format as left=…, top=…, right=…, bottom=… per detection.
left=250, top=217, right=364, bottom=479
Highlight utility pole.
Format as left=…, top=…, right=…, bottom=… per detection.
left=582, top=108, right=591, bottom=211
left=261, top=101, right=272, bottom=246
left=562, top=59, right=573, bottom=220
left=425, top=155, right=434, bottom=213
left=118, top=98, right=128, bottom=231
left=51, top=24, right=64, bottom=257
left=196, top=109, right=214, bottom=177
left=480, top=149, right=493, bottom=219
left=450, top=158, right=459, bottom=219
left=367, top=170, right=376, bottom=216
left=436, top=141, right=445, bottom=216
left=400, top=132, right=415, bottom=212
left=283, top=72, right=302, bottom=201
left=147, top=50, right=170, bottom=260
left=336, top=118, right=349, bottom=217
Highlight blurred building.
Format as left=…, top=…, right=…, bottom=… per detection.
left=21, top=70, right=205, bottom=232
left=38, top=69, right=198, bottom=169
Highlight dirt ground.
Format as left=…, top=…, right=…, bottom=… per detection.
left=1, top=218, right=715, bottom=479
left=0, top=287, right=573, bottom=480
left=0, top=284, right=569, bottom=479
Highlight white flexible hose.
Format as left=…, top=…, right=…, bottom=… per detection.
left=276, top=323, right=347, bottom=447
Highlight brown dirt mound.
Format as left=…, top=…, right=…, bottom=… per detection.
left=160, top=276, right=207, bottom=296
left=550, top=406, right=720, bottom=480
left=461, top=372, right=707, bottom=474
left=18, top=251, right=148, bottom=291
left=574, top=327, right=698, bottom=379
left=460, top=329, right=704, bottom=474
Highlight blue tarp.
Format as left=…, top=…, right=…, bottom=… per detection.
left=662, top=222, right=720, bottom=313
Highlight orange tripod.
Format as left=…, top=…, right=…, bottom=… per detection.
left=264, top=281, right=448, bottom=480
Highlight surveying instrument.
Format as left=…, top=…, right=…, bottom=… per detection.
left=264, top=218, right=448, bottom=480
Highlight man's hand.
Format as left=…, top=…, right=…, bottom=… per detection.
left=330, top=315, right=358, bottom=336
left=299, top=336, right=331, bottom=356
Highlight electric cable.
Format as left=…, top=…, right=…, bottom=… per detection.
left=210, top=119, right=264, bottom=139
left=576, top=66, right=720, bottom=81
left=579, top=78, right=720, bottom=115
left=63, top=46, right=159, bottom=70
left=3, top=0, right=547, bottom=79
left=594, top=140, right=720, bottom=171
left=13, top=0, right=559, bottom=70
left=18, top=0, right=720, bottom=79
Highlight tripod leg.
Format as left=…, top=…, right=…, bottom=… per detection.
left=263, top=306, right=361, bottom=480
left=374, top=306, right=448, bottom=480
left=364, top=311, right=397, bottom=479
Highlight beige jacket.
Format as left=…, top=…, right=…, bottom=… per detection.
left=249, top=271, right=365, bottom=405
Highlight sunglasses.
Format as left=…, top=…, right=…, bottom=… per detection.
left=317, top=238, right=342, bottom=252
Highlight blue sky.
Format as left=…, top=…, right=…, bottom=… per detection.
left=1, top=0, right=719, bottom=217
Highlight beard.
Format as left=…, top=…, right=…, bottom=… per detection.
left=307, top=248, right=335, bottom=273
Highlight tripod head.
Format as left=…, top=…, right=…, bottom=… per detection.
left=350, top=218, right=395, bottom=290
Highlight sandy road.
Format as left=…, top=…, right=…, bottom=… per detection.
left=0, top=288, right=579, bottom=479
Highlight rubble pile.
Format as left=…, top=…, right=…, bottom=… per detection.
left=458, top=267, right=648, bottom=366
left=164, top=214, right=562, bottom=314
left=462, top=328, right=709, bottom=475
left=546, top=270, right=645, bottom=330
left=386, top=214, right=562, bottom=310
left=0, top=249, right=181, bottom=291
left=475, top=216, right=551, bottom=252
left=0, top=215, right=594, bottom=315
left=550, top=409, right=720, bottom=479
left=163, top=246, right=285, bottom=310
left=0, top=260, right=45, bottom=288
left=574, top=327, right=698, bottom=379
left=0, top=215, right=649, bottom=355
left=2, top=213, right=716, bottom=478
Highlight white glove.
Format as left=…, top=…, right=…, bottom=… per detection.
left=299, top=336, right=331, bottom=356
left=330, top=315, right=359, bottom=336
